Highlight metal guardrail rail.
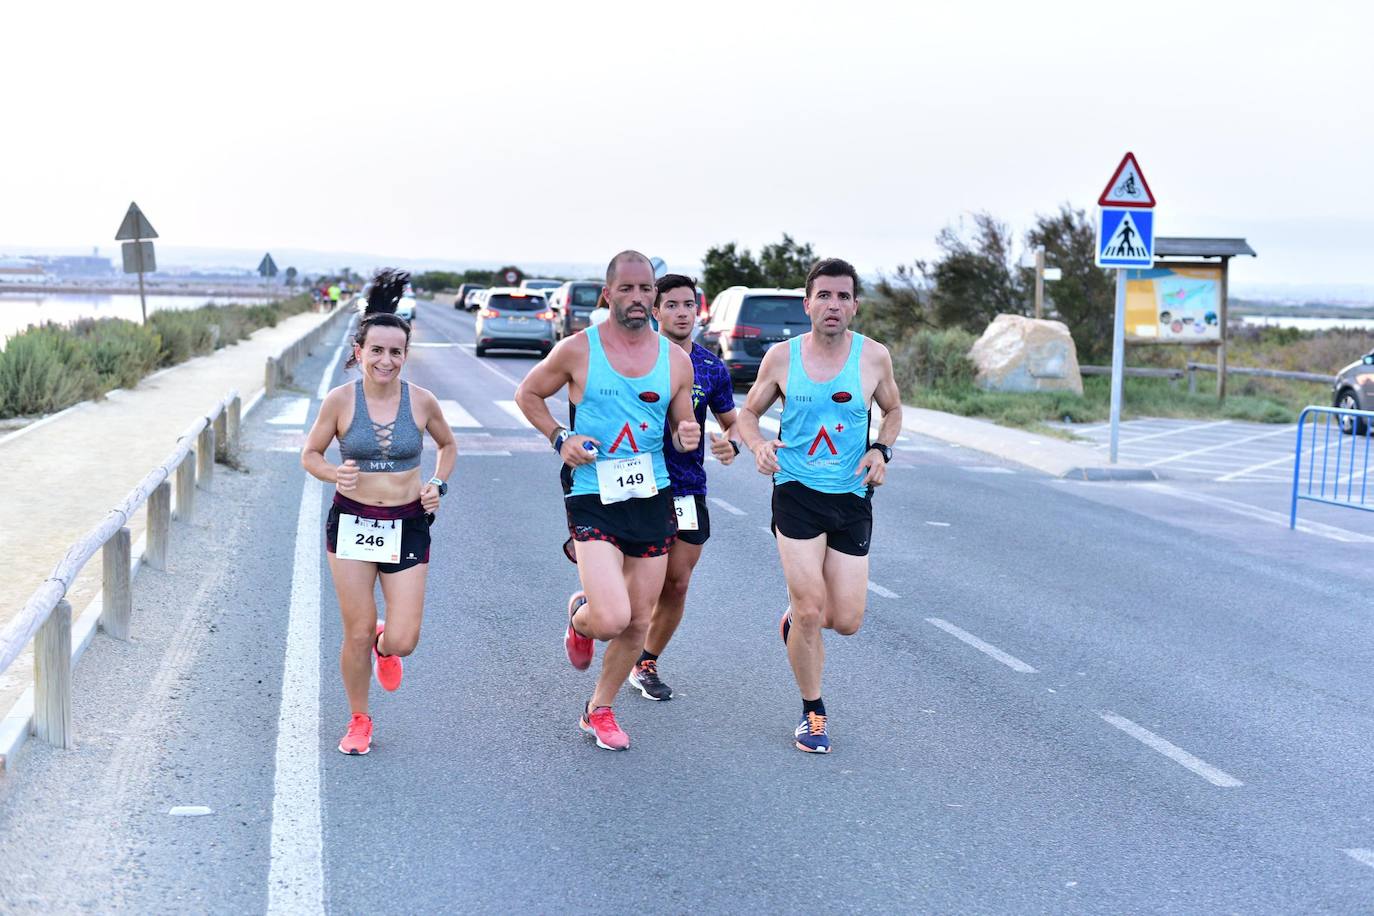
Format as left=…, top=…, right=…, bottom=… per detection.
left=1290, top=405, right=1374, bottom=528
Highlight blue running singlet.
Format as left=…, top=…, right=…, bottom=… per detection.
left=569, top=325, right=673, bottom=498
left=775, top=334, right=870, bottom=495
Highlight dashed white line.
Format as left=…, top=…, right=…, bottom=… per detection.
left=758, top=414, right=781, bottom=434
left=495, top=400, right=535, bottom=428
left=438, top=399, right=482, bottom=428
left=1143, top=425, right=1296, bottom=468
left=1343, top=849, right=1374, bottom=871
left=1099, top=712, right=1243, bottom=788
left=709, top=497, right=746, bottom=516
left=867, top=581, right=899, bottom=599
left=925, top=618, right=1037, bottom=673
left=925, top=521, right=951, bottom=527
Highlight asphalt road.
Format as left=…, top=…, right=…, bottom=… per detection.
left=4, top=302, right=1374, bottom=913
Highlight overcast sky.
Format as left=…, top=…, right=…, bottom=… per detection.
left=5, top=0, right=1371, bottom=292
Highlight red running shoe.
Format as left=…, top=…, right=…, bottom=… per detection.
left=579, top=704, right=630, bottom=751
left=565, top=592, right=594, bottom=670
left=338, top=713, right=372, bottom=755
left=373, top=621, right=403, bottom=692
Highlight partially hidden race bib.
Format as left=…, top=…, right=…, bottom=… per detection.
left=596, top=452, right=657, bottom=504
left=336, top=513, right=401, bottom=564
left=673, top=495, right=699, bottom=531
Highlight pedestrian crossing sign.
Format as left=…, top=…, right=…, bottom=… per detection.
left=1097, top=207, right=1154, bottom=268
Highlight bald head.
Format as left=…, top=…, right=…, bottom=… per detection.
left=606, top=249, right=653, bottom=286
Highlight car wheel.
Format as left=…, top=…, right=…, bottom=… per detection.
left=1337, top=389, right=1367, bottom=435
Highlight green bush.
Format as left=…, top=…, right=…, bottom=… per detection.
left=0, top=325, right=99, bottom=416
left=149, top=309, right=216, bottom=365
left=70, top=318, right=161, bottom=389
left=891, top=328, right=977, bottom=391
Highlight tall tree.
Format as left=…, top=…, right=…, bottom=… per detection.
left=1026, top=205, right=1115, bottom=361
left=701, top=242, right=763, bottom=297
left=758, top=233, right=815, bottom=289
left=859, top=263, right=935, bottom=343
left=922, top=212, right=1025, bottom=333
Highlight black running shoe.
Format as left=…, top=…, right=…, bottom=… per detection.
left=628, top=658, right=673, bottom=701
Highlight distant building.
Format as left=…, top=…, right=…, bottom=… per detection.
left=0, top=257, right=46, bottom=283
left=40, top=255, right=114, bottom=277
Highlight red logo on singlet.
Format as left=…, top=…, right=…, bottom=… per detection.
left=638, top=391, right=660, bottom=403
left=609, top=422, right=639, bottom=453
left=808, top=426, right=838, bottom=456
left=831, top=391, right=852, bottom=403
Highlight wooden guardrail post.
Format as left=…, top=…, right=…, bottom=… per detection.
left=196, top=425, right=215, bottom=488
left=34, top=600, right=72, bottom=748
left=100, top=527, right=132, bottom=641
left=227, top=395, right=241, bottom=452
left=175, top=450, right=196, bottom=519
left=1187, top=365, right=1198, bottom=395
left=146, top=481, right=171, bottom=570
left=265, top=356, right=277, bottom=398
left=214, top=409, right=228, bottom=462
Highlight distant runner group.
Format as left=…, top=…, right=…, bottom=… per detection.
left=304, top=250, right=902, bottom=756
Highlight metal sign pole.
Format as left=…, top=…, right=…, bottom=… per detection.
left=136, top=238, right=147, bottom=324
left=1034, top=246, right=1045, bottom=319
left=1109, top=269, right=1127, bottom=463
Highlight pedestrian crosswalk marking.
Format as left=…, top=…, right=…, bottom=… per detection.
left=495, top=400, right=535, bottom=428
left=268, top=398, right=310, bottom=426
left=438, top=399, right=482, bottom=429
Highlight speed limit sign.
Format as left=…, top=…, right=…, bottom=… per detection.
left=503, top=268, right=520, bottom=285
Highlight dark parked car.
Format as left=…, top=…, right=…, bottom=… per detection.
left=1333, top=348, right=1374, bottom=434
left=547, top=281, right=603, bottom=338
left=702, top=286, right=808, bottom=383
left=455, top=283, right=486, bottom=310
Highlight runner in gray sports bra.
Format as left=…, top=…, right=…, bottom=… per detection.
left=339, top=380, right=423, bottom=472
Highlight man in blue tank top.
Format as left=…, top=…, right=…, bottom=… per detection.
left=626, top=274, right=741, bottom=702
left=736, top=258, right=903, bottom=754
left=515, top=251, right=701, bottom=751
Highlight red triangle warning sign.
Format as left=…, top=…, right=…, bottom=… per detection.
left=1098, top=152, right=1155, bottom=209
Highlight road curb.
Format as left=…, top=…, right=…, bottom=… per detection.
left=901, top=405, right=1156, bottom=481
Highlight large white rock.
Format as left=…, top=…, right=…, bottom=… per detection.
left=969, top=314, right=1083, bottom=395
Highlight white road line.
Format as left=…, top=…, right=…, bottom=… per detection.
left=459, top=450, right=513, bottom=457
left=1343, top=849, right=1374, bottom=870
left=868, top=581, right=899, bottom=599
left=1144, top=425, right=1296, bottom=467
left=961, top=466, right=1014, bottom=474
left=926, top=520, right=951, bottom=527
left=1099, top=712, right=1243, bottom=788
left=758, top=414, right=781, bottom=433
left=924, top=618, right=1037, bottom=673
left=267, top=476, right=324, bottom=915
left=316, top=346, right=344, bottom=400
left=409, top=342, right=457, bottom=348
left=268, top=398, right=310, bottom=426
left=709, top=497, right=746, bottom=516
left=1117, top=420, right=1233, bottom=445
left=438, top=399, right=482, bottom=428
left=1139, top=482, right=1374, bottom=543
left=1217, top=438, right=1333, bottom=482
left=495, top=400, right=535, bottom=428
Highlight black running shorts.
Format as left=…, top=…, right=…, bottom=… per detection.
left=770, top=481, right=873, bottom=557
left=565, top=489, right=677, bottom=559
left=326, top=493, right=433, bottom=574
left=672, top=493, right=711, bottom=547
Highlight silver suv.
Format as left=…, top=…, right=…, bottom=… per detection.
left=475, top=288, right=556, bottom=357
left=1333, top=348, right=1374, bottom=434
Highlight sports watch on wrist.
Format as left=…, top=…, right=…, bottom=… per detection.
left=868, top=443, right=892, bottom=463
left=427, top=476, right=448, bottom=497
left=552, top=428, right=572, bottom=453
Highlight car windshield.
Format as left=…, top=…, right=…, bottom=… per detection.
left=740, top=295, right=808, bottom=325
left=523, top=281, right=560, bottom=290
left=488, top=293, right=544, bottom=312
left=571, top=286, right=601, bottom=307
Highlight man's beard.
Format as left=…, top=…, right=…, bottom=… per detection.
left=614, top=303, right=649, bottom=329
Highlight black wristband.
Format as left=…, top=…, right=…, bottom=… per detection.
left=730, top=441, right=741, bottom=456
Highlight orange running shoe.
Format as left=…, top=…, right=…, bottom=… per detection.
left=338, top=713, right=373, bottom=755
left=373, top=621, right=403, bottom=692
left=579, top=704, right=630, bottom=751
left=565, top=592, right=594, bottom=670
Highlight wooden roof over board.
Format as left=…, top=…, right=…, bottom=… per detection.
left=1154, top=237, right=1257, bottom=258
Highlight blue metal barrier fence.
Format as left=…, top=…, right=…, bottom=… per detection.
left=1290, top=405, right=1374, bottom=528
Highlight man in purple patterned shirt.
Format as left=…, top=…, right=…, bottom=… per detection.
left=627, top=274, right=740, bottom=701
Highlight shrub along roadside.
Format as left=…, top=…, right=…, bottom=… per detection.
left=0, top=294, right=312, bottom=420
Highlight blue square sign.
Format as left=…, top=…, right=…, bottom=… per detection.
left=1097, top=207, right=1154, bottom=268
